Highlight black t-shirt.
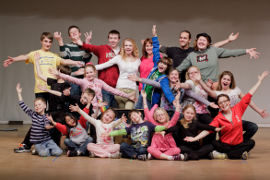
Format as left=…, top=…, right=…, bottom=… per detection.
left=165, top=47, right=194, bottom=82
left=47, top=78, right=70, bottom=111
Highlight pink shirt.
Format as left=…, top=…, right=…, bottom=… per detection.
left=59, top=73, right=130, bottom=110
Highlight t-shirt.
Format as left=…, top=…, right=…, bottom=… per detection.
left=125, top=122, right=156, bottom=148
left=182, top=80, right=209, bottom=114
left=47, top=78, right=70, bottom=111
left=26, top=50, right=61, bottom=93
left=215, top=87, right=241, bottom=107
left=145, top=70, right=162, bottom=101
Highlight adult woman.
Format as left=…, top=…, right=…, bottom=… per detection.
left=185, top=71, right=268, bottom=160
left=176, top=33, right=259, bottom=89
left=94, top=38, right=141, bottom=109
left=194, top=71, right=269, bottom=140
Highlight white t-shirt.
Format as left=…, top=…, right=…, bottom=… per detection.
left=215, top=87, right=241, bottom=107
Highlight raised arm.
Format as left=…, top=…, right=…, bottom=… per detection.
left=212, top=32, right=239, bottom=48
left=193, top=73, right=217, bottom=98
left=142, top=90, right=157, bottom=125
left=84, top=31, right=92, bottom=44
left=35, top=52, right=47, bottom=82
left=3, top=54, right=29, bottom=67
left=248, top=71, right=268, bottom=95
left=70, top=104, right=97, bottom=126
left=151, top=25, right=161, bottom=66
left=16, top=83, right=23, bottom=101
left=54, top=31, right=64, bottom=46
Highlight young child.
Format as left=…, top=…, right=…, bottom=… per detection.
left=49, top=63, right=136, bottom=112
left=72, top=105, right=126, bottom=159
left=16, top=83, right=62, bottom=157
left=101, top=109, right=167, bottom=161
left=165, top=104, right=223, bottom=160
left=142, top=90, right=187, bottom=161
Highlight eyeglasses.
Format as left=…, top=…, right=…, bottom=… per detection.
left=218, top=100, right=229, bottom=106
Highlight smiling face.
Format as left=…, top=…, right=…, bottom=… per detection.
left=169, top=69, right=179, bottom=83
left=69, top=27, right=81, bottom=40
left=124, top=40, right=133, bottom=56
left=221, top=75, right=232, bottom=90
left=80, top=93, right=93, bottom=105
left=108, top=33, right=120, bottom=48
left=145, top=42, right=153, bottom=56
left=101, top=110, right=115, bottom=124
left=129, top=111, right=142, bottom=124
left=217, top=96, right=231, bottom=112
left=41, top=37, right=52, bottom=52
left=154, top=109, right=167, bottom=124
left=84, top=66, right=96, bottom=81
left=197, top=36, right=209, bottom=50
left=34, top=100, right=46, bottom=115
left=179, top=32, right=191, bottom=49
left=183, top=107, right=196, bottom=123
left=65, top=115, right=76, bottom=127
left=157, top=61, right=168, bottom=74
left=187, top=66, right=200, bottom=81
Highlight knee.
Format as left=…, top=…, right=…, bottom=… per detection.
left=87, top=143, right=95, bottom=151
left=51, top=148, right=63, bottom=156
left=120, top=142, right=129, bottom=151
left=64, top=138, right=72, bottom=145
left=86, top=137, right=94, bottom=143
left=250, top=123, right=258, bottom=132
left=38, top=149, right=50, bottom=157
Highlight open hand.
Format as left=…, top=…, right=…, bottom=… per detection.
left=3, top=56, right=14, bottom=67
left=16, top=83, right=22, bottom=93
left=228, top=32, right=239, bottom=42
left=69, top=103, right=80, bottom=112
left=246, top=48, right=260, bottom=59
left=84, top=31, right=92, bottom=44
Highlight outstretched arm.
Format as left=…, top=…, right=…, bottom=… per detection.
left=35, top=52, right=47, bottom=82
left=3, top=54, right=29, bottom=67
left=37, top=84, right=62, bottom=97
left=184, top=130, right=210, bottom=142
left=212, top=32, right=239, bottom=47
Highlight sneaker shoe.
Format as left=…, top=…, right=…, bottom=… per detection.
left=173, top=153, right=188, bottom=161
left=31, top=149, right=39, bottom=155
left=242, top=151, right=248, bottom=160
left=137, top=154, right=147, bottom=161
left=147, top=153, right=155, bottom=160
left=89, top=151, right=96, bottom=158
left=216, top=153, right=228, bottom=160
left=110, top=151, right=121, bottom=159
left=67, top=150, right=78, bottom=157
left=14, top=145, right=31, bottom=153
left=208, top=152, right=214, bottom=159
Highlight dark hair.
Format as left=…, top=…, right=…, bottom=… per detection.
left=180, top=30, right=191, bottom=40
left=108, top=29, right=120, bottom=39
left=83, top=88, right=96, bottom=98
left=142, top=38, right=153, bottom=58
left=40, top=32, right=53, bottom=42
left=128, top=109, right=141, bottom=119
left=100, top=107, right=117, bottom=121
left=57, top=65, right=71, bottom=75
left=216, top=94, right=230, bottom=105
left=34, top=97, right=46, bottom=104
left=68, top=25, right=80, bottom=36
left=157, top=57, right=173, bottom=75
left=64, top=113, right=78, bottom=135
left=216, top=71, right=236, bottom=91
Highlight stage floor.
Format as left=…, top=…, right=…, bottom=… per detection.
left=0, top=124, right=270, bottom=180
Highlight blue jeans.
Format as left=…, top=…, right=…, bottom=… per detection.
left=35, top=139, right=62, bottom=157
left=102, top=89, right=118, bottom=108
left=64, top=137, right=93, bottom=155
left=242, top=120, right=258, bottom=140
left=120, top=142, right=148, bottom=159
left=69, top=82, right=82, bottom=96
left=134, top=95, right=151, bottom=109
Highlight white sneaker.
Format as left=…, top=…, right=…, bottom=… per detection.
left=110, top=151, right=121, bottom=159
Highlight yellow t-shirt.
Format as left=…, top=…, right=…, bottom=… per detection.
left=26, top=50, right=61, bottom=93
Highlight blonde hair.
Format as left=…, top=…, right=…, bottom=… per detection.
left=120, top=38, right=139, bottom=60
left=185, top=66, right=201, bottom=86
left=153, top=107, right=170, bottom=124
left=180, top=104, right=197, bottom=129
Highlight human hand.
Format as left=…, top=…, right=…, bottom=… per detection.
left=69, top=103, right=80, bottom=112
left=205, top=79, right=213, bottom=88
left=63, top=87, right=71, bottom=96
left=45, top=124, right=54, bottom=130
left=128, top=92, right=137, bottom=102
left=141, top=39, right=145, bottom=45
left=183, top=136, right=197, bottom=142
left=228, top=32, right=239, bottom=42
left=54, top=32, right=63, bottom=42
left=48, top=67, right=59, bottom=78
left=16, top=83, right=22, bottom=93
left=193, top=73, right=201, bottom=83
left=97, top=100, right=108, bottom=108
left=246, top=48, right=260, bottom=59
left=209, top=102, right=219, bottom=109
left=74, top=68, right=85, bottom=76
left=259, top=109, right=269, bottom=119
left=37, top=84, right=48, bottom=92
left=152, top=25, right=157, bottom=37
left=76, top=61, right=85, bottom=68
left=74, top=38, right=83, bottom=46
left=258, top=71, right=268, bottom=82
left=141, top=90, right=147, bottom=98
left=155, top=131, right=165, bottom=138
left=120, top=114, right=127, bottom=123
left=127, top=74, right=139, bottom=82
left=3, top=56, right=14, bottom=67
left=215, top=126, right=225, bottom=132
left=84, top=31, right=92, bottom=44
left=46, top=114, right=54, bottom=123
left=100, top=132, right=110, bottom=139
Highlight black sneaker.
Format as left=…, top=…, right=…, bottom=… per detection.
left=137, top=154, right=147, bottom=161
left=14, top=145, right=31, bottom=153
left=173, top=153, right=188, bottom=161
left=67, top=150, right=78, bottom=157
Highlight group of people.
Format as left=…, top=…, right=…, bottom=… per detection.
left=3, top=24, right=268, bottom=161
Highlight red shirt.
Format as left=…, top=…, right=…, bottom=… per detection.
left=210, top=93, right=252, bottom=145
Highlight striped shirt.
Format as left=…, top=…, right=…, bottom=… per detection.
left=59, top=42, right=92, bottom=74
left=19, top=101, right=51, bottom=144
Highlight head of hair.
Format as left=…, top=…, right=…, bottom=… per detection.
left=83, top=64, right=96, bottom=77
left=216, top=94, right=230, bottom=105
left=180, top=30, right=192, bottom=40
left=40, top=32, right=53, bottom=42
left=120, top=38, right=139, bottom=60
left=108, top=29, right=120, bottom=39
left=83, top=88, right=96, bottom=98
left=168, top=68, right=180, bottom=80
left=153, top=107, right=170, bottom=123
left=193, top=33, right=211, bottom=51
left=128, top=109, right=141, bottom=119
left=34, top=97, right=46, bottom=105
left=68, top=25, right=80, bottom=36
left=185, top=66, right=200, bottom=85
left=64, top=113, right=78, bottom=134
left=100, top=107, right=117, bottom=122
left=157, top=57, right=173, bottom=75
left=216, top=71, right=236, bottom=91
left=142, top=38, right=153, bottom=58
left=57, top=65, right=72, bottom=75
left=180, top=104, right=197, bottom=129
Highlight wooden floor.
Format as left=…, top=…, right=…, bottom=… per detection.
left=0, top=125, right=270, bottom=180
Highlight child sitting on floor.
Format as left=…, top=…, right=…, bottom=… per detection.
left=16, top=83, right=62, bottom=157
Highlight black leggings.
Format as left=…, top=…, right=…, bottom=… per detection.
left=179, top=144, right=214, bottom=160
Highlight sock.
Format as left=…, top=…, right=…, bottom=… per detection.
left=180, top=154, right=184, bottom=160
left=167, top=156, right=173, bottom=161
left=77, top=151, right=81, bottom=156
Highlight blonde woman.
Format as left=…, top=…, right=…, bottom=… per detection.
left=95, top=38, right=141, bottom=109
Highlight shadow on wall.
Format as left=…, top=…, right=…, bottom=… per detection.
left=0, top=0, right=268, bottom=22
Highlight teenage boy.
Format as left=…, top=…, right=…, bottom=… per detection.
left=3, top=32, right=84, bottom=103
left=16, top=83, right=62, bottom=157
left=73, top=30, right=121, bottom=108
left=159, top=31, right=239, bottom=82
left=54, top=26, right=92, bottom=96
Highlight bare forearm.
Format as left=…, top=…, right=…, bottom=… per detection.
left=45, top=89, right=62, bottom=97
left=194, top=130, right=210, bottom=141
left=13, top=55, right=29, bottom=62
left=212, top=39, right=230, bottom=48
left=17, top=93, right=23, bottom=101
left=60, top=59, right=78, bottom=65
left=198, top=79, right=217, bottom=98
left=35, top=61, right=47, bottom=82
